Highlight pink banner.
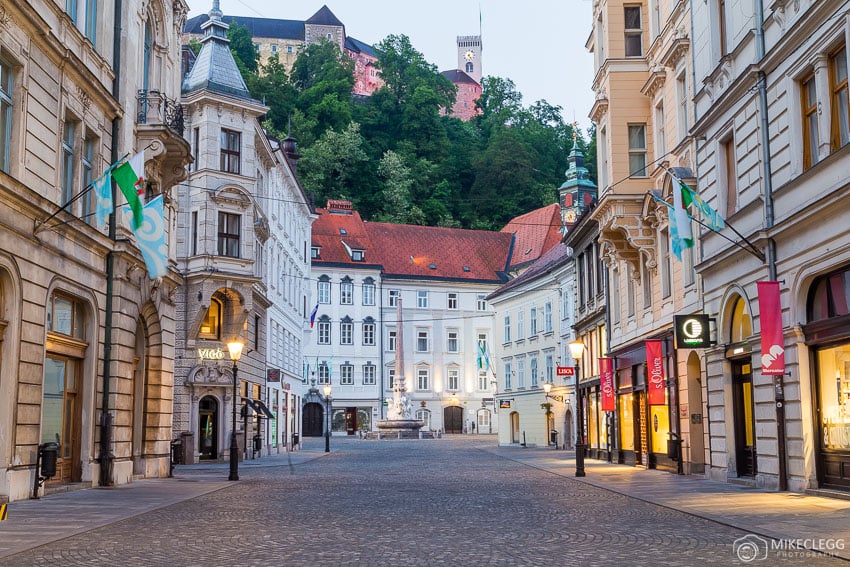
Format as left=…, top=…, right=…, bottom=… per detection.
left=600, top=357, right=615, bottom=411
left=757, top=281, right=785, bottom=376
left=646, top=340, right=666, bottom=406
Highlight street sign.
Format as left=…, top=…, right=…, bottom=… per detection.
left=556, top=366, right=575, bottom=377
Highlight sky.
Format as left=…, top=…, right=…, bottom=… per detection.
left=185, top=0, right=596, bottom=130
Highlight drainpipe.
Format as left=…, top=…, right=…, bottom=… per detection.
left=754, top=0, right=787, bottom=491
left=99, top=0, right=124, bottom=487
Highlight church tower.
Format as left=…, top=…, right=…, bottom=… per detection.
left=558, top=134, right=597, bottom=231
left=456, top=35, right=482, bottom=84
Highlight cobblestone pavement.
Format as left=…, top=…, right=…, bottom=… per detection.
left=2, top=437, right=847, bottom=566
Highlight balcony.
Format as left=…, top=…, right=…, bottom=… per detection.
left=137, top=90, right=184, bottom=134
left=135, top=90, right=191, bottom=189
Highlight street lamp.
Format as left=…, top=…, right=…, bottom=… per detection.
left=323, top=383, right=332, bottom=453
left=569, top=339, right=586, bottom=477
left=227, top=339, right=244, bottom=481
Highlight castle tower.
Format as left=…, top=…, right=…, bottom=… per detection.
left=456, top=35, right=482, bottom=84
left=558, top=137, right=597, bottom=230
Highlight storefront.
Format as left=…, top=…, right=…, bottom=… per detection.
left=804, top=266, right=850, bottom=490
left=582, top=380, right=612, bottom=461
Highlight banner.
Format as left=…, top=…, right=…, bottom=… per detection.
left=646, top=340, right=666, bottom=406
left=757, top=281, right=785, bottom=376
left=600, top=357, right=615, bottom=411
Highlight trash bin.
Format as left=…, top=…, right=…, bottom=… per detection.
left=39, top=442, right=59, bottom=479
left=550, top=430, right=559, bottom=446
left=253, top=434, right=262, bottom=455
left=667, top=433, right=681, bottom=461
left=291, top=433, right=299, bottom=447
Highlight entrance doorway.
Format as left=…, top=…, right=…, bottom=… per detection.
left=444, top=406, right=463, bottom=433
left=345, top=407, right=357, bottom=435
left=732, top=360, right=757, bottom=476
left=198, top=396, right=218, bottom=460
left=510, top=411, right=520, bottom=444
left=42, top=356, right=82, bottom=483
left=303, top=402, right=324, bottom=436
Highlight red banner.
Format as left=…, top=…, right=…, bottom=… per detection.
left=757, top=281, right=785, bottom=376
left=600, top=357, right=615, bottom=411
left=646, top=340, right=666, bottom=406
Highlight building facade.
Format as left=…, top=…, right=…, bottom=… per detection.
left=0, top=0, right=191, bottom=502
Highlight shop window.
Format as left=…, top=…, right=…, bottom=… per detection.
left=729, top=296, right=752, bottom=343
left=816, top=345, right=850, bottom=450
left=809, top=268, right=850, bottom=321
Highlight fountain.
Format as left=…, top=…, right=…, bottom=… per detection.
left=376, top=297, right=425, bottom=438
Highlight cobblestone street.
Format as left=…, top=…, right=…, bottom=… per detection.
left=1, top=437, right=847, bottom=566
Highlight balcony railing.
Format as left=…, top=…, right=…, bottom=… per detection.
left=137, top=90, right=184, bottom=135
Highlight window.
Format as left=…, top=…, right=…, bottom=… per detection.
left=84, top=0, right=97, bottom=43
left=287, top=46, right=293, bottom=53
left=447, top=329, right=459, bottom=353
left=351, top=250, right=364, bottom=261
left=661, top=228, right=672, bottom=299
left=655, top=101, right=665, bottom=159
left=447, top=368, right=459, bottom=391
left=318, top=363, right=330, bottom=384
left=388, top=289, right=400, bottom=307
left=504, top=315, right=511, bottom=342
left=192, top=127, right=199, bottom=171
left=81, top=135, right=95, bottom=224
left=722, top=136, right=737, bottom=217
left=448, top=292, right=458, bottom=310
left=677, top=72, right=689, bottom=140
left=717, top=0, right=728, bottom=57
left=271, top=44, right=278, bottom=53
left=478, top=370, right=488, bottom=391
left=417, top=329, right=429, bottom=352
left=626, top=264, right=636, bottom=317
left=642, top=262, right=653, bottom=309
left=530, top=307, right=538, bottom=336
left=477, top=294, right=487, bottom=311
left=545, top=354, right=554, bottom=383
left=802, top=73, right=820, bottom=169
left=628, top=124, right=647, bottom=176
left=683, top=246, right=696, bottom=287
left=417, top=290, right=428, bottom=308
left=505, top=361, right=512, bottom=389
left=340, top=317, right=353, bottom=345
left=417, top=368, right=430, bottom=391
left=220, top=129, right=241, bottom=174
left=218, top=212, right=241, bottom=257
left=66, top=0, right=78, bottom=22
left=318, top=277, right=330, bottom=304
left=363, top=365, right=376, bottom=385
left=340, top=279, right=353, bottom=304
left=516, top=358, right=526, bottom=388
left=530, top=356, right=539, bottom=387
left=544, top=302, right=553, bottom=333
left=363, top=318, right=376, bottom=346
left=317, top=316, right=331, bottom=345
left=517, top=311, right=525, bottom=340
left=388, top=329, right=397, bottom=351
left=387, top=367, right=396, bottom=389
left=362, top=279, right=375, bottom=305
left=416, top=409, right=431, bottom=428
left=199, top=298, right=222, bottom=340
left=191, top=211, right=198, bottom=255
left=62, top=120, right=76, bottom=205
left=340, top=364, right=353, bottom=385
left=49, top=293, right=84, bottom=338
left=311, top=247, right=320, bottom=259
left=0, top=58, right=12, bottom=173
left=611, top=267, right=621, bottom=324
left=624, top=6, right=643, bottom=57
left=478, top=410, right=490, bottom=428
left=831, top=47, right=850, bottom=151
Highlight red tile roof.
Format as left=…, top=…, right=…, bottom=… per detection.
left=501, top=203, right=563, bottom=270
left=488, top=243, right=572, bottom=300
left=311, top=201, right=513, bottom=282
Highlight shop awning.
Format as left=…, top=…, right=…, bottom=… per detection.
left=243, top=398, right=275, bottom=419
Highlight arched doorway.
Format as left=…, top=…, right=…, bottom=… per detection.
left=510, top=411, right=520, bottom=444
left=686, top=352, right=705, bottom=473
left=564, top=409, right=573, bottom=449
left=727, top=294, right=756, bottom=477
left=198, top=396, right=218, bottom=460
left=303, top=402, right=324, bottom=436
left=132, top=319, right=149, bottom=475
left=444, top=406, right=463, bottom=434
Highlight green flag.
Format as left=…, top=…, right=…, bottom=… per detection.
left=113, top=152, right=146, bottom=230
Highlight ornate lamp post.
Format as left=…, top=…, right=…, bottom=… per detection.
left=569, top=339, right=586, bottom=477
left=227, top=340, right=244, bottom=481
left=323, top=383, right=332, bottom=453
left=543, top=382, right=553, bottom=447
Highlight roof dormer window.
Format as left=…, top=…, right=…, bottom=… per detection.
left=352, top=250, right=364, bottom=261
left=311, top=246, right=320, bottom=259
left=339, top=228, right=347, bottom=235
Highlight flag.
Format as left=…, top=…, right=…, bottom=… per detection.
left=646, top=340, right=666, bottom=406
left=309, top=303, right=319, bottom=328
left=113, top=152, right=146, bottom=230
left=93, top=171, right=113, bottom=229
left=600, top=357, right=615, bottom=411
left=757, top=281, right=785, bottom=376
left=671, top=173, right=726, bottom=232
left=122, top=194, right=167, bottom=279
left=670, top=175, right=694, bottom=260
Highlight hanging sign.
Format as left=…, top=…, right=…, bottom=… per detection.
left=600, top=357, right=615, bottom=411
left=674, top=314, right=712, bottom=348
left=646, top=340, right=666, bottom=406
left=556, top=366, right=575, bottom=377
left=499, top=400, right=512, bottom=409
left=757, top=281, right=785, bottom=377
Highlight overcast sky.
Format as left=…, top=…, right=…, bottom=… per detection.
left=186, top=0, right=596, bottom=130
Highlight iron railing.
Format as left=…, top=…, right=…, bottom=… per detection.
left=137, top=90, right=184, bottom=135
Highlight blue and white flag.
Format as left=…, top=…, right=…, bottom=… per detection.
left=122, top=194, right=168, bottom=279
left=93, top=172, right=113, bottom=229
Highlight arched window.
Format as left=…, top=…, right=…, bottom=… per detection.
left=729, top=295, right=752, bottom=344
left=199, top=297, right=222, bottom=340
left=808, top=268, right=850, bottom=322
left=466, top=62, right=473, bottom=73
left=143, top=20, right=153, bottom=93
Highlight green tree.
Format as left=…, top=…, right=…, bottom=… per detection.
left=298, top=122, right=371, bottom=207
left=374, top=150, right=425, bottom=225
left=227, top=22, right=258, bottom=77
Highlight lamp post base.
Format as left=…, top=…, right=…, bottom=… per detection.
left=575, top=442, right=586, bottom=477
left=325, top=431, right=330, bottom=453
left=229, top=432, right=239, bottom=481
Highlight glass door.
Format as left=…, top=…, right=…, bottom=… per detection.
left=42, top=356, right=80, bottom=482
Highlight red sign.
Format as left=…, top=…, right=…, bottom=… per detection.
left=267, top=369, right=281, bottom=382
left=646, top=340, right=666, bottom=406
left=600, top=357, right=615, bottom=411
left=757, top=281, right=785, bottom=376
left=556, top=366, right=575, bottom=377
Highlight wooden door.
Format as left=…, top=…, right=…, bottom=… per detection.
left=303, top=402, right=324, bottom=436
left=444, top=406, right=463, bottom=434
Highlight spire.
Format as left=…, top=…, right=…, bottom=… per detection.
left=558, top=124, right=597, bottom=225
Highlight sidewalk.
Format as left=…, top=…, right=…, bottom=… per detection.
left=488, top=446, right=850, bottom=561
left=0, top=448, right=326, bottom=560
